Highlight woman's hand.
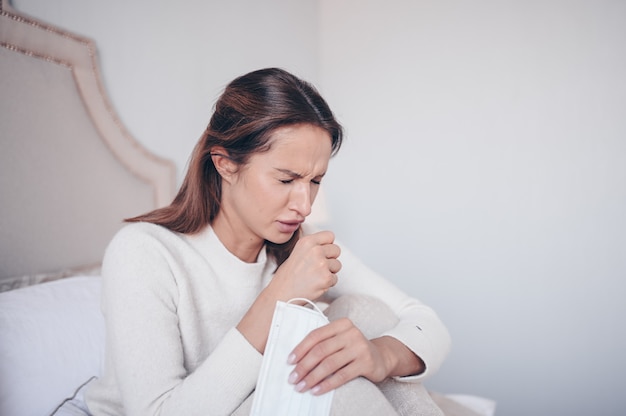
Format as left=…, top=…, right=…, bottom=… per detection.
left=286, top=318, right=390, bottom=395
left=287, top=320, right=426, bottom=395
left=269, top=231, right=342, bottom=301
left=237, top=230, right=341, bottom=353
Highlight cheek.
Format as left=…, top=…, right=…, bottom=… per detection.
left=246, top=178, right=286, bottom=212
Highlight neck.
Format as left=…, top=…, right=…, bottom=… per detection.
left=211, top=212, right=264, bottom=263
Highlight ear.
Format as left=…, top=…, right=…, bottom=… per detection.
left=210, top=147, right=238, bottom=184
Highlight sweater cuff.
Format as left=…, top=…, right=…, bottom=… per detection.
left=381, top=321, right=438, bottom=383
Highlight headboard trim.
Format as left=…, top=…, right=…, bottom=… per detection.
left=0, top=41, right=72, bottom=68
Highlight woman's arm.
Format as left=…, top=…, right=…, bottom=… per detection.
left=327, top=239, right=451, bottom=380
left=100, top=225, right=261, bottom=416
left=287, top=227, right=451, bottom=394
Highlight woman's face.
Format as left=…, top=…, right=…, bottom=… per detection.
left=215, top=123, right=333, bottom=259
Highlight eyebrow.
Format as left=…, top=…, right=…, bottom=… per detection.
left=275, top=168, right=326, bottom=179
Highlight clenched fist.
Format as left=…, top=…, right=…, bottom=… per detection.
left=270, top=230, right=342, bottom=302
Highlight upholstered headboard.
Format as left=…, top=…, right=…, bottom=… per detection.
left=0, top=1, right=177, bottom=290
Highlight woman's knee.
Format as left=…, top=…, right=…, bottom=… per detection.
left=324, top=294, right=399, bottom=339
left=331, top=377, right=398, bottom=416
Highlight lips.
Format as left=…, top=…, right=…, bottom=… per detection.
left=276, top=220, right=303, bottom=234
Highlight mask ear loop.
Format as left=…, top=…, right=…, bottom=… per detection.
left=287, top=298, right=325, bottom=316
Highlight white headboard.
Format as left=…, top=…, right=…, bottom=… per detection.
left=0, top=1, right=176, bottom=290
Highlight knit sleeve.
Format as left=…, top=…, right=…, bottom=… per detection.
left=99, top=224, right=261, bottom=416
left=328, top=241, right=452, bottom=382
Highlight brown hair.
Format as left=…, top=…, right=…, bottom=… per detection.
left=127, top=68, right=343, bottom=265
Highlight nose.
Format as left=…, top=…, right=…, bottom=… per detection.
left=289, top=182, right=312, bottom=218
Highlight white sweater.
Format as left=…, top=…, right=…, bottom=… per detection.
left=85, top=222, right=450, bottom=416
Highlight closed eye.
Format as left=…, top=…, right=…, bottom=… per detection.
left=275, top=168, right=326, bottom=185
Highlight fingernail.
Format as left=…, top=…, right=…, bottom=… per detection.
left=288, top=371, right=298, bottom=384
left=295, top=380, right=307, bottom=392
left=312, top=385, right=322, bottom=395
left=287, top=353, right=296, bottom=364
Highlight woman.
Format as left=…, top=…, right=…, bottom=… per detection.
left=84, top=68, right=451, bottom=415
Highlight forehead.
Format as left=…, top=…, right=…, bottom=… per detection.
left=253, top=124, right=333, bottom=170
left=268, top=124, right=331, bottom=149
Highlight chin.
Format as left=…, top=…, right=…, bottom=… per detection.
left=265, top=229, right=299, bottom=246
left=266, top=235, right=293, bottom=246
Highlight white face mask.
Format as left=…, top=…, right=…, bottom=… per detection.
left=250, top=298, right=334, bottom=416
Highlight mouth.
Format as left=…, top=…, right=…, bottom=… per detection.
left=276, top=220, right=303, bottom=234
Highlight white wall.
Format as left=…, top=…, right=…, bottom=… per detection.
left=11, top=1, right=626, bottom=415
left=319, top=1, right=626, bottom=415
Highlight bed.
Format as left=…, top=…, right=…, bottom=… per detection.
left=0, top=2, right=495, bottom=415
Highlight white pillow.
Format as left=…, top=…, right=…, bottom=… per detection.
left=0, top=276, right=105, bottom=416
